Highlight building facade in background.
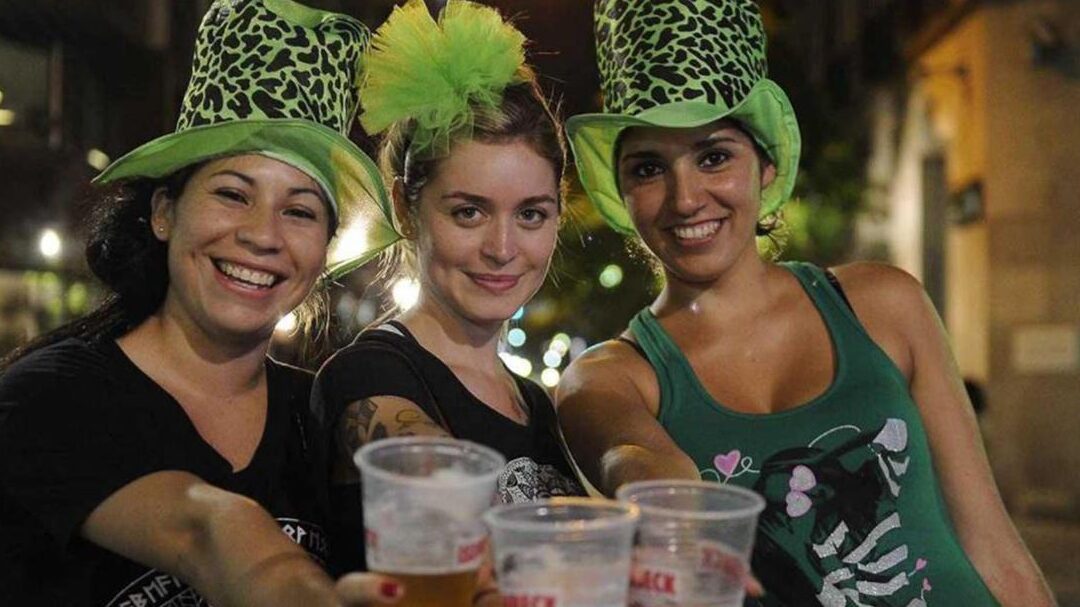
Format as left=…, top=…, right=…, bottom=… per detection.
left=876, top=0, right=1079, bottom=523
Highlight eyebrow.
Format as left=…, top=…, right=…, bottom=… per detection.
left=211, top=170, right=325, bottom=201
left=287, top=186, right=325, bottom=200
left=441, top=191, right=557, bottom=207
left=692, top=133, right=740, bottom=150
left=211, top=169, right=254, bottom=185
left=620, top=132, right=743, bottom=164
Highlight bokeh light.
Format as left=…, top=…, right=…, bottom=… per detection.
left=507, top=328, right=527, bottom=347
left=391, top=278, right=420, bottom=311
left=550, top=332, right=572, bottom=355
left=275, top=311, right=298, bottom=335
left=38, top=229, right=61, bottom=260
left=599, top=264, right=624, bottom=288
left=499, top=352, right=533, bottom=377
left=543, top=349, right=563, bottom=368
left=85, top=149, right=111, bottom=171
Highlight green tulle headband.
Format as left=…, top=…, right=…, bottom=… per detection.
left=359, top=0, right=526, bottom=155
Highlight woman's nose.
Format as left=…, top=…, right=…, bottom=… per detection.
left=481, top=219, right=518, bottom=264
left=669, top=168, right=708, bottom=217
left=236, top=204, right=284, bottom=252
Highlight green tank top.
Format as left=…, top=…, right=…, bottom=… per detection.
left=629, top=262, right=997, bottom=606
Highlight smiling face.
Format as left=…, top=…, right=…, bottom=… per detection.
left=618, top=120, right=776, bottom=285
left=406, top=138, right=560, bottom=329
left=151, top=154, right=331, bottom=345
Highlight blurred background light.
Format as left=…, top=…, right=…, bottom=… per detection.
left=570, top=337, right=588, bottom=360
left=38, top=228, right=61, bottom=259
left=0, top=109, right=14, bottom=126
left=511, top=306, right=525, bottom=321
left=499, top=352, right=533, bottom=378
left=391, top=277, right=420, bottom=311
left=329, top=219, right=370, bottom=266
left=275, top=311, right=298, bottom=335
left=85, top=148, right=110, bottom=171
left=599, top=263, right=624, bottom=288
left=550, top=332, right=571, bottom=355
left=540, top=368, right=560, bottom=388
left=507, top=327, right=527, bottom=347
left=543, top=349, right=562, bottom=368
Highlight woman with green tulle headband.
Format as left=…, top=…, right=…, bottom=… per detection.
left=557, top=0, right=1053, bottom=605
left=312, top=0, right=583, bottom=603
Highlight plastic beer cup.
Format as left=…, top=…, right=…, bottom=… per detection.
left=616, top=480, right=766, bottom=607
left=355, top=437, right=506, bottom=607
left=484, top=498, right=640, bottom=607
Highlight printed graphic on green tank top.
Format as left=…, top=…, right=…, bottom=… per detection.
left=702, top=419, right=928, bottom=606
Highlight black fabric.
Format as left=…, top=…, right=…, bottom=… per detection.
left=615, top=335, right=647, bottom=359
left=824, top=268, right=855, bottom=313
left=313, top=322, right=584, bottom=575
left=0, top=338, right=327, bottom=606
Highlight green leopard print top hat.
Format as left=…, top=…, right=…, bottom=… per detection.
left=566, top=0, right=802, bottom=235
left=94, top=0, right=397, bottom=261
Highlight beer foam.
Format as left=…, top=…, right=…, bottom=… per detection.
left=428, top=464, right=475, bottom=483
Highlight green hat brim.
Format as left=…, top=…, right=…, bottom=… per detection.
left=566, top=79, right=801, bottom=235
left=93, top=118, right=390, bottom=222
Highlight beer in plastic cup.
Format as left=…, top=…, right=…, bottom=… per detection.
left=355, top=436, right=506, bottom=607
left=484, top=497, right=640, bottom=607
left=616, top=480, right=765, bottom=607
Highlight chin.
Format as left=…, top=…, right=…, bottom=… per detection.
left=661, top=255, right=735, bottom=284
left=454, top=296, right=521, bottom=326
left=204, top=308, right=281, bottom=341
left=466, top=305, right=519, bottom=326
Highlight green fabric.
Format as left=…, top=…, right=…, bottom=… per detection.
left=358, top=0, right=526, bottom=156
left=628, top=262, right=998, bottom=606
left=566, top=0, right=801, bottom=235
left=93, top=0, right=393, bottom=247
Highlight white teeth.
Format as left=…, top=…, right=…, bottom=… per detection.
left=672, top=220, right=722, bottom=240
left=217, top=261, right=277, bottom=287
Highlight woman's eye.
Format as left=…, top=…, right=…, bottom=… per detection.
left=215, top=188, right=247, bottom=203
left=452, top=206, right=482, bottom=222
left=285, top=206, right=318, bottom=221
left=630, top=161, right=664, bottom=179
left=700, top=150, right=730, bottom=168
left=519, top=208, right=549, bottom=226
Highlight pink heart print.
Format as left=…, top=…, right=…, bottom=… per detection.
left=713, top=450, right=741, bottom=478
left=915, top=558, right=927, bottom=572
left=789, top=465, right=816, bottom=492
left=785, top=465, right=817, bottom=518
left=785, top=491, right=812, bottom=517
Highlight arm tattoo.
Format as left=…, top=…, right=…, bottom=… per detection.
left=394, top=409, right=446, bottom=436
left=338, top=398, right=379, bottom=455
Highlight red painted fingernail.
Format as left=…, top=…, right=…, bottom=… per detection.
left=379, top=581, right=402, bottom=599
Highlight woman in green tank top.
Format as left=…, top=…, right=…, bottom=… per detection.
left=557, top=1, right=1053, bottom=605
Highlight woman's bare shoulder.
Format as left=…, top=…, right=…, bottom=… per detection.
left=557, top=337, right=659, bottom=413
left=829, top=262, right=930, bottom=318
left=829, top=261, right=935, bottom=378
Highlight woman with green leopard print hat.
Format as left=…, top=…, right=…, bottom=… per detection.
left=557, top=0, right=1053, bottom=605
left=0, top=1, right=402, bottom=605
